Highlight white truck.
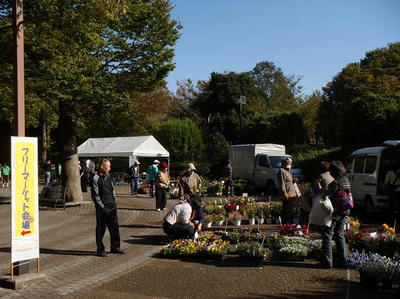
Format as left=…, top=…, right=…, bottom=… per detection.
left=228, top=143, right=304, bottom=194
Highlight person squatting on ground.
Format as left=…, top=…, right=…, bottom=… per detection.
left=91, top=159, right=124, bottom=257
left=128, top=160, right=140, bottom=195
left=147, top=160, right=160, bottom=197
left=163, top=197, right=202, bottom=239
left=316, top=161, right=351, bottom=269
left=277, top=157, right=298, bottom=224
left=1, top=162, right=10, bottom=188
left=178, top=163, right=202, bottom=200
left=155, top=162, right=170, bottom=211
left=222, top=160, right=234, bottom=196
left=385, top=159, right=400, bottom=224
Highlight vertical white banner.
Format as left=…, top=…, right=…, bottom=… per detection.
left=11, top=136, right=39, bottom=263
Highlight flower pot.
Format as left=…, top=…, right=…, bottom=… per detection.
left=249, top=218, right=256, bottom=225
left=206, top=222, right=212, bottom=228
left=216, top=220, right=224, bottom=226
left=234, top=220, right=241, bottom=226
left=257, top=217, right=264, bottom=224
left=293, top=218, right=300, bottom=224
left=359, top=270, right=379, bottom=289
left=266, top=217, right=272, bottom=224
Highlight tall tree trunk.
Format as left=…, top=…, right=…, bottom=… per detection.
left=59, top=100, right=83, bottom=203
left=41, top=118, right=48, bottom=164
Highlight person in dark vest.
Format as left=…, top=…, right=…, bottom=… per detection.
left=91, top=159, right=124, bottom=257
left=222, top=160, right=234, bottom=196
left=128, top=160, right=140, bottom=195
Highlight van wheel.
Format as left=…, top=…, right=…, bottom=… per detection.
left=265, top=180, right=275, bottom=196
left=364, top=198, right=374, bottom=219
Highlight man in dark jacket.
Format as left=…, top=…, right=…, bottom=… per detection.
left=91, top=159, right=124, bottom=257
left=127, top=160, right=140, bottom=195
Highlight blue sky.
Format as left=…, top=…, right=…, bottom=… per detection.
left=166, top=0, right=400, bottom=96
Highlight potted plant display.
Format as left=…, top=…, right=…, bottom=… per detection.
left=204, top=214, right=214, bottom=228
left=231, top=212, right=242, bottom=226
left=214, top=214, right=225, bottom=226
left=237, top=241, right=266, bottom=260
left=256, top=208, right=264, bottom=225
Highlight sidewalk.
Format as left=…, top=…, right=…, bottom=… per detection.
left=0, top=185, right=173, bottom=298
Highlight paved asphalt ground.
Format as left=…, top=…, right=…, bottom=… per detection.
left=0, top=185, right=398, bottom=298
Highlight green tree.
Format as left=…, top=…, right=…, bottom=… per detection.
left=297, top=91, right=322, bottom=144
left=320, top=43, right=400, bottom=147
left=0, top=0, right=181, bottom=202
left=152, top=119, right=204, bottom=175
left=249, top=60, right=302, bottom=111
left=240, top=112, right=309, bottom=146
left=342, top=92, right=400, bottom=147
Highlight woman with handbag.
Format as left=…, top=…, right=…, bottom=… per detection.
left=277, top=156, right=298, bottom=224
left=316, top=161, right=351, bottom=269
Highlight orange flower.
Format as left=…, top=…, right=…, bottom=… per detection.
left=383, top=223, right=389, bottom=230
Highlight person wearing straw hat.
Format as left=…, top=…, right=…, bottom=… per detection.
left=178, top=163, right=202, bottom=201
left=155, top=162, right=170, bottom=211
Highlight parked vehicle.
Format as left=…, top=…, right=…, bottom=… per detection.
left=228, top=143, right=305, bottom=194
left=347, top=140, right=400, bottom=217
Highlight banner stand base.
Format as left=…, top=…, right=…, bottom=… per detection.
left=0, top=273, right=46, bottom=290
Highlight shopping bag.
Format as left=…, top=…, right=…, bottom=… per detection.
left=309, top=194, right=333, bottom=227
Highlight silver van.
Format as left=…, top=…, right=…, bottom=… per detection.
left=347, top=140, right=400, bottom=216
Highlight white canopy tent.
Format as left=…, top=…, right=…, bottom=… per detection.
left=77, top=136, right=169, bottom=166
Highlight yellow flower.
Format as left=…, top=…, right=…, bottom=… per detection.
left=383, top=223, right=389, bottom=230
left=388, top=227, right=395, bottom=233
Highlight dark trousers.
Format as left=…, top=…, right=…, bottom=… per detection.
left=163, top=221, right=195, bottom=239
left=150, top=180, right=155, bottom=197
left=223, top=180, right=234, bottom=196
left=130, top=177, right=139, bottom=194
left=282, top=198, right=295, bottom=224
left=95, top=206, right=121, bottom=252
left=81, top=176, right=88, bottom=192
left=321, top=213, right=347, bottom=268
left=155, top=186, right=167, bottom=209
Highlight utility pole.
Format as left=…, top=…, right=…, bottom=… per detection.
left=13, top=0, right=25, bottom=137
left=13, top=0, right=28, bottom=276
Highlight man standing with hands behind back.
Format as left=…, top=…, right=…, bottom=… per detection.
left=91, top=159, right=124, bottom=257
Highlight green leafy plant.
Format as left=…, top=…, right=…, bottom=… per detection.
left=237, top=241, right=266, bottom=259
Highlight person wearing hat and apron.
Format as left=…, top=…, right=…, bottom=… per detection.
left=155, top=162, right=170, bottom=211
left=147, top=160, right=160, bottom=197
left=178, top=163, right=202, bottom=200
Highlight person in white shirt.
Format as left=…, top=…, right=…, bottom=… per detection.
left=163, top=197, right=202, bottom=239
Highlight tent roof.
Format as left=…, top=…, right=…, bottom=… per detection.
left=77, top=136, right=169, bottom=158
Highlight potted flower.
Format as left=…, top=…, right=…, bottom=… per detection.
left=231, top=212, right=242, bottom=226
left=204, top=214, right=214, bottom=228
left=214, top=214, right=225, bottom=226
left=256, top=207, right=264, bottom=224
left=246, top=205, right=256, bottom=225
left=278, top=244, right=308, bottom=261
left=237, top=241, right=266, bottom=261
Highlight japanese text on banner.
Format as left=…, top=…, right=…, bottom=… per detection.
left=15, top=142, right=36, bottom=237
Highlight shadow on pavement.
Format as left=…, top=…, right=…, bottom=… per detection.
left=119, top=223, right=162, bottom=229
left=117, top=207, right=157, bottom=212
left=39, top=248, right=98, bottom=256
left=124, top=234, right=170, bottom=246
